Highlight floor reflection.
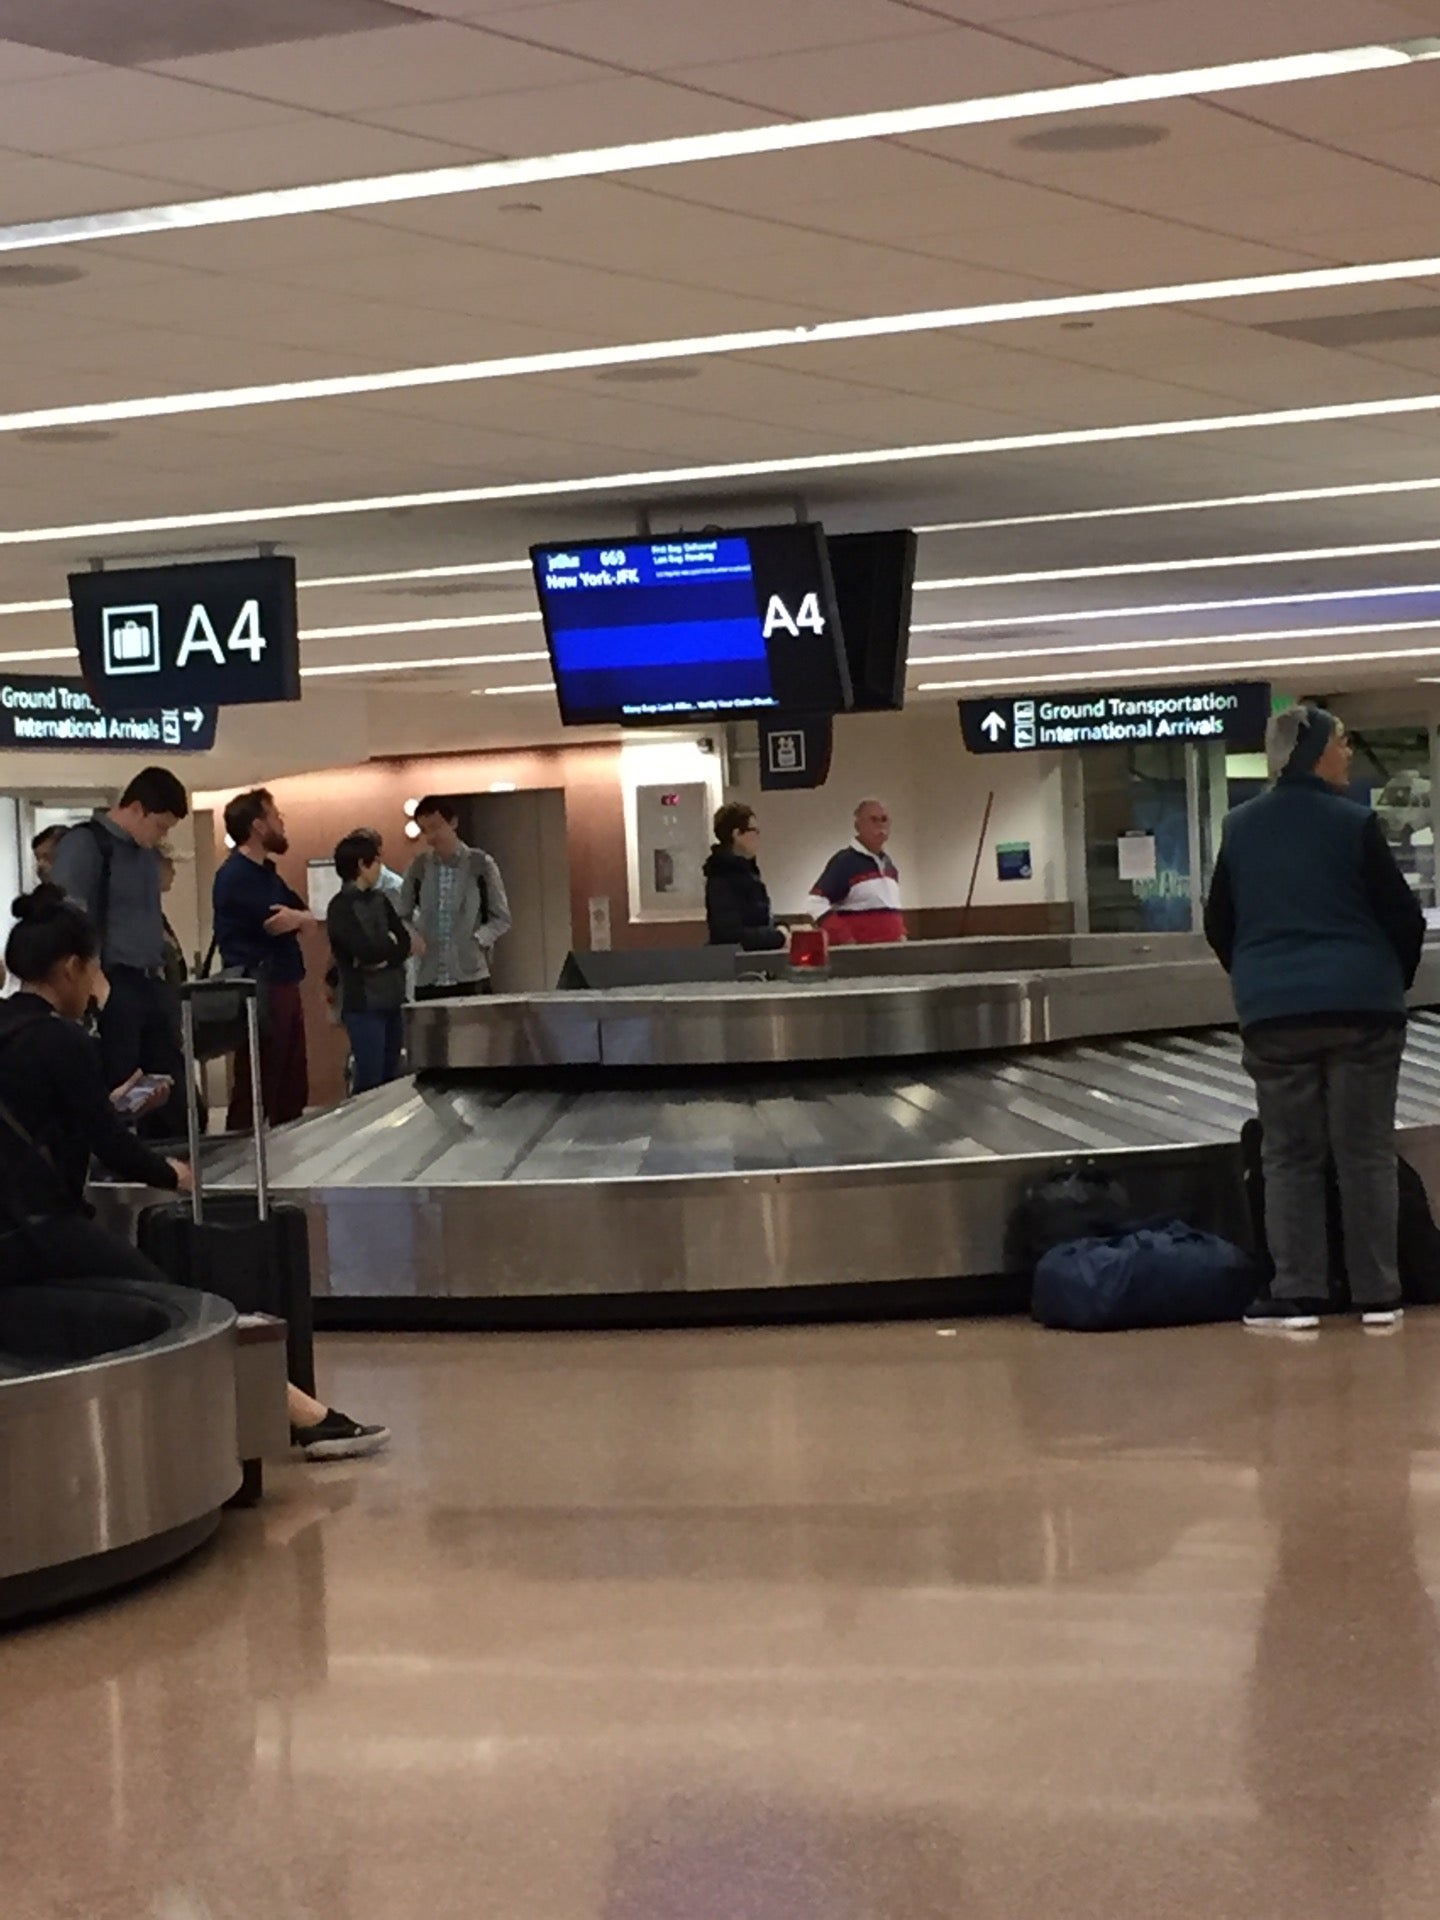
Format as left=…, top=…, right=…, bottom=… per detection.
left=6, top=1321, right=1440, bottom=1919
left=1247, top=1336, right=1440, bottom=1918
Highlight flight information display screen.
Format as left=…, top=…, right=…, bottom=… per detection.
left=531, top=525, right=851, bottom=726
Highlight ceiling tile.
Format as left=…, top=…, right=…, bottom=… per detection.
left=1008, top=0, right=1438, bottom=70
left=0, top=36, right=103, bottom=82
left=668, top=27, right=1086, bottom=117
left=0, top=153, right=191, bottom=220
left=0, top=68, right=297, bottom=156
left=0, top=0, right=431, bottom=64
left=356, top=74, right=782, bottom=153
left=83, top=118, right=483, bottom=194
left=152, top=18, right=603, bottom=110
left=490, top=0, right=940, bottom=72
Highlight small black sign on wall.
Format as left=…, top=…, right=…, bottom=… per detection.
left=759, top=712, right=834, bottom=790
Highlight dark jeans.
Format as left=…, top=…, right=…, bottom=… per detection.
left=414, top=981, right=493, bottom=1001
left=1243, top=1021, right=1406, bottom=1307
left=228, top=978, right=309, bottom=1131
left=98, top=967, right=185, bottom=1139
left=1, top=1213, right=165, bottom=1287
left=344, top=1009, right=403, bottom=1095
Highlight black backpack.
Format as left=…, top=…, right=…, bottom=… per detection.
left=1240, top=1118, right=1440, bottom=1306
left=1009, top=1161, right=1133, bottom=1274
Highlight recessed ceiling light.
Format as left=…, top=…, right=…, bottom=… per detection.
left=1016, top=120, right=1170, bottom=152
left=5, top=387, right=1440, bottom=549
left=1, top=41, right=1430, bottom=254
left=6, top=251, right=1440, bottom=434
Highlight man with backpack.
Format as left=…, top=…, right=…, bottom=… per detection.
left=399, top=796, right=511, bottom=1000
left=49, top=766, right=188, bottom=1137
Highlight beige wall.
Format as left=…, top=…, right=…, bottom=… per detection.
left=728, top=707, right=1070, bottom=923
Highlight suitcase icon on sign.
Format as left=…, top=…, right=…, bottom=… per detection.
left=103, top=604, right=162, bottom=676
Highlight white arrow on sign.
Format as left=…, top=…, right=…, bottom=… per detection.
left=184, top=707, right=205, bottom=731
left=980, top=710, right=1008, bottom=743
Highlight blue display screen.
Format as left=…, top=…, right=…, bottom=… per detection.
left=532, top=527, right=850, bottom=726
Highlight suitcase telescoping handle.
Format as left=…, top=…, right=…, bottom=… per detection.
left=178, top=978, right=270, bottom=1227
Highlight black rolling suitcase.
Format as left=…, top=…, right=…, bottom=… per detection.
left=137, top=978, right=315, bottom=1393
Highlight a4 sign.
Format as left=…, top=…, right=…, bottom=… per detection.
left=69, top=554, right=301, bottom=711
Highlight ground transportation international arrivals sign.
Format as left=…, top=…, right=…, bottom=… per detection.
left=959, top=681, right=1271, bottom=755
left=69, top=553, right=300, bottom=710
left=0, top=674, right=218, bottom=752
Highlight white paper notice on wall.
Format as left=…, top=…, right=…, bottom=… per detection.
left=307, top=858, right=343, bottom=920
left=588, top=895, right=613, bottom=952
left=1117, top=832, right=1158, bottom=883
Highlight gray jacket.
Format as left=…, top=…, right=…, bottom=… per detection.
left=50, top=812, right=164, bottom=971
left=398, top=844, right=511, bottom=989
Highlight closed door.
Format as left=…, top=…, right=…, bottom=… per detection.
left=459, top=791, right=572, bottom=992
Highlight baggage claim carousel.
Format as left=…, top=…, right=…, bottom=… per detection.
left=177, top=935, right=1440, bottom=1328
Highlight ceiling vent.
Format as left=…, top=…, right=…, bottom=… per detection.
left=933, top=626, right=1073, bottom=645
left=1015, top=120, right=1170, bottom=153
left=384, top=580, right=528, bottom=600
left=594, top=363, right=702, bottom=384
left=0, top=0, right=427, bottom=64
left=1253, top=304, right=1440, bottom=349
left=0, top=263, right=85, bottom=288
left=19, top=426, right=116, bottom=445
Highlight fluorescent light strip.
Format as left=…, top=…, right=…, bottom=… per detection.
left=4, top=41, right=1434, bottom=256
left=482, top=683, right=556, bottom=697
left=913, top=580, right=1440, bottom=636
left=918, top=535, right=1440, bottom=591
left=917, top=474, right=1440, bottom=533
left=304, top=612, right=541, bottom=641
left=911, top=616, right=1440, bottom=668
left=8, top=389, right=1440, bottom=551
left=0, top=565, right=536, bottom=621
left=0, top=647, right=71, bottom=663
left=302, top=560, right=531, bottom=589
left=301, top=650, right=548, bottom=678
left=917, top=641, right=1440, bottom=692
left=13, top=255, right=1440, bottom=434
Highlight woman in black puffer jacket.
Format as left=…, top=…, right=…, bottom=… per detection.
left=703, top=802, right=786, bottom=951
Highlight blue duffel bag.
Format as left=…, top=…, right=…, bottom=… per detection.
left=1031, top=1221, right=1254, bottom=1332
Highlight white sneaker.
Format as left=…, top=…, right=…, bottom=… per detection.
left=1360, top=1305, right=1404, bottom=1331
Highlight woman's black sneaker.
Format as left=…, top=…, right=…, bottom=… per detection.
left=1242, top=1296, right=1326, bottom=1332
left=292, top=1409, right=391, bottom=1460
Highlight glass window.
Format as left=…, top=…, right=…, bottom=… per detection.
left=1348, top=728, right=1435, bottom=914
left=1082, top=741, right=1194, bottom=933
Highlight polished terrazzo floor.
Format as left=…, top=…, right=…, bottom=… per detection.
left=6, top=1316, right=1440, bottom=1918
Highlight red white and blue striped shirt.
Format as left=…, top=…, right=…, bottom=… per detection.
left=808, top=842, right=905, bottom=941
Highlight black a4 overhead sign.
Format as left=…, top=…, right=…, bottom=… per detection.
left=0, top=674, right=217, bottom=753
left=70, top=553, right=300, bottom=710
left=960, top=681, right=1270, bottom=755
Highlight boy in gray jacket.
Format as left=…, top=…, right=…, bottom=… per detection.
left=399, top=796, right=511, bottom=999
